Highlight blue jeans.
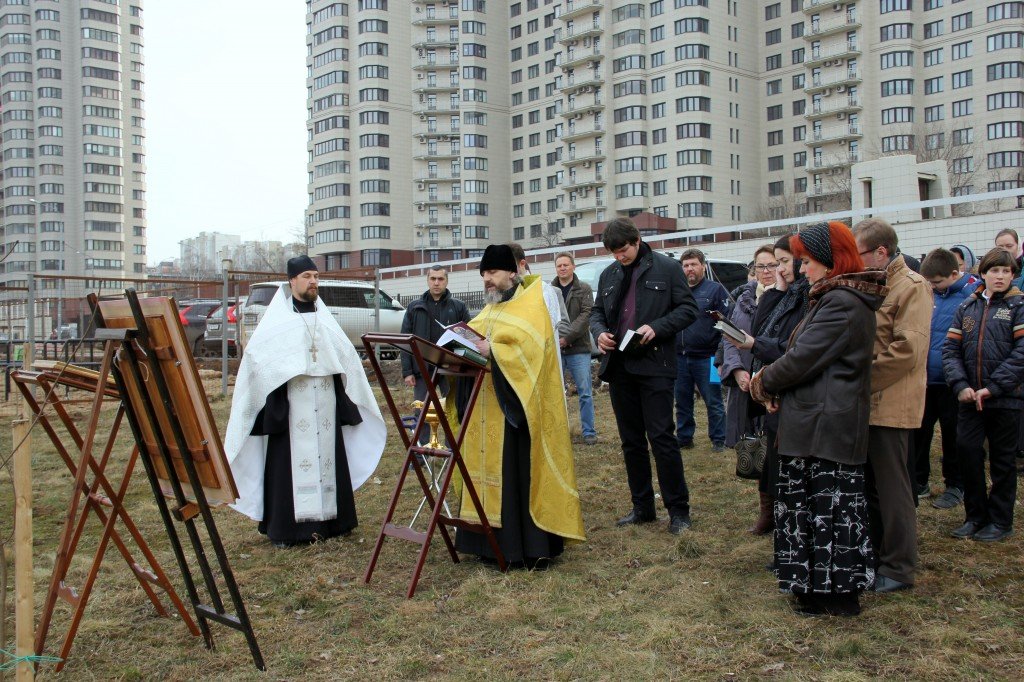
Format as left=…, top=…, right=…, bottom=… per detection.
left=675, top=355, right=726, bottom=445
left=563, top=352, right=596, bottom=438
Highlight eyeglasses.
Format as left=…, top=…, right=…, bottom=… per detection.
left=858, top=248, right=877, bottom=257
left=753, top=264, right=779, bottom=272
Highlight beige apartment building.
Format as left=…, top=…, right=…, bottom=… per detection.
left=0, top=0, right=148, bottom=288
left=305, top=0, right=1023, bottom=268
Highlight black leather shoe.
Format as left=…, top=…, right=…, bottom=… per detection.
left=668, top=515, right=692, bottom=535
left=678, top=440, right=694, bottom=450
left=872, top=575, right=911, bottom=593
left=616, top=508, right=656, bottom=527
left=972, top=523, right=1013, bottom=542
left=951, top=521, right=982, bottom=539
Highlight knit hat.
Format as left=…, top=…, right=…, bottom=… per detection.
left=950, top=243, right=977, bottom=271
left=478, top=244, right=517, bottom=273
left=286, top=255, right=318, bottom=278
left=800, top=222, right=834, bottom=269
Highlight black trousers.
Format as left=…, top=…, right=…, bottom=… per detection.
left=865, top=426, right=917, bottom=585
left=910, top=384, right=962, bottom=491
left=608, top=369, right=690, bottom=517
left=957, top=405, right=1019, bottom=529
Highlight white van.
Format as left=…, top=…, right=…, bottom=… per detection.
left=239, top=280, right=405, bottom=355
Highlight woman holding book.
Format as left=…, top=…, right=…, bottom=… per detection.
left=750, top=222, right=886, bottom=616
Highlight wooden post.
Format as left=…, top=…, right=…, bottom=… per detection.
left=13, top=417, right=34, bottom=681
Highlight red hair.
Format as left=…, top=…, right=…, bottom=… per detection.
left=789, top=221, right=864, bottom=276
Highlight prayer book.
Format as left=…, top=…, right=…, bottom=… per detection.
left=713, top=317, right=748, bottom=344
left=435, top=320, right=486, bottom=353
left=453, top=347, right=489, bottom=366
left=618, top=329, right=644, bottom=353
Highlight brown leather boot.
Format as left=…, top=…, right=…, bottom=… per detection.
left=748, top=492, right=774, bottom=535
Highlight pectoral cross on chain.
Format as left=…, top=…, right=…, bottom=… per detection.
left=309, top=343, right=318, bottom=363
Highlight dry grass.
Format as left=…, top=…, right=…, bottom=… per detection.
left=1, top=376, right=1022, bottom=681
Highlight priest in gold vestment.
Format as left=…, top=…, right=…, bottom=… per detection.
left=453, top=244, right=586, bottom=568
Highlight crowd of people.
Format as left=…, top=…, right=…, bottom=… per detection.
left=225, top=217, right=1022, bottom=617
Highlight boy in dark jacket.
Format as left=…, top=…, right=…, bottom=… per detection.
left=913, top=249, right=977, bottom=509
left=942, top=248, right=1024, bottom=542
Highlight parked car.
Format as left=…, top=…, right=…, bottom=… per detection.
left=239, top=280, right=405, bottom=356
left=178, top=299, right=222, bottom=356
left=203, top=297, right=245, bottom=357
left=573, top=254, right=749, bottom=301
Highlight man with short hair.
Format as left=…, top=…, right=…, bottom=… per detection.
left=675, top=248, right=730, bottom=452
left=400, top=266, right=470, bottom=443
left=552, top=252, right=597, bottom=444
left=852, top=218, right=932, bottom=593
left=452, top=244, right=585, bottom=567
left=914, top=248, right=976, bottom=510
left=590, top=218, right=699, bottom=535
left=225, top=256, right=386, bottom=547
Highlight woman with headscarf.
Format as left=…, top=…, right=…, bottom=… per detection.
left=750, top=222, right=887, bottom=617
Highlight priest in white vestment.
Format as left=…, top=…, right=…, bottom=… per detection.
left=224, top=256, right=386, bottom=547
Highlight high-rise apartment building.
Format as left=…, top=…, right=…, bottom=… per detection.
left=0, top=0, right=147, bottom=287
left=305, top=0, right=1023, bottom=268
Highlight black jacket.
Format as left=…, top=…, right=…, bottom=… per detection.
left=550, top=273, right=594, bottom=356
left=676, top=277, right=730, bottom=359
left=590, top=244, right=698, bottom=379
left=942, top=286, right=1024, bottom=410
left=756, top=272, right=887, bottom=466
left=749, top=277, right=811, bottom=370
left=400, top=289, right=471, bottom=378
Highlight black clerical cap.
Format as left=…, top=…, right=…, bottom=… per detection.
left=478, top=244, right=517, bottom=273
left=287, top=255, right=318, bottom=278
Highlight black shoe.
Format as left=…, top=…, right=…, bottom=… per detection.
left=793, top=594, right=825, bottom=616
left=711, top=442, right=726, bottom=453
left=616, top=508, right=656, bottom=527
left=668, top=514, right=692, bottom=535
left=915, top=483, right=932, bottom=500
left=678, top=440, right=694, bottom=450
left=872, top=575, right=911, bottom=593
left=951, top=521, right=982, bottom=539
left=932, top=487, right=963, bottom=510
left=972, top=523, right=1013, bottom=543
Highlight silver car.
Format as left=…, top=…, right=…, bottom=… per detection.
left=239, top=280, right=405, bottom=355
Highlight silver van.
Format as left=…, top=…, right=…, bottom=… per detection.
left=239, top=280, right=405, bottom=355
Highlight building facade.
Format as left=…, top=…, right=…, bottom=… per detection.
left=305, top=0, right=1023, bottom=267
left=0, top=0, right=148, bottom=287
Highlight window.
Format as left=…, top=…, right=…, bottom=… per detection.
left=676, top=70, right=710, bottom=87
left=614, top=29, right=646, bottom=47
left=882, top=106, right=914, bottom=124
left=676, top=97, right=710, bottom=113
left=358, top=88, right=388, bottom=102
left=988, top=151, right=1023, bottom=169
left=677, top=149, right=712, bottom=165
left=614, top=131, right=647, bottom=148
left=674, top=18, right=709, bottom=34
left=988, top=91, right=1024, bottom=110
left=924, top=77, right=943, bottom=95
left=615, top=183, right=648, bottom=199
left=792, top=48, right=805, bottom=64
left=358, top=19, right=388, bottom=34
left=678, top=202, right=713, bottom=218
left=924, top=20, right=944, bottom=38
left=792, top=22, right=804, bottom=39
left=882, top=79, right=914, bottom=96
left=882, top=135, right=914, bottom=152
left=675, top=44, right=710, bottom=61
left=924, top=48, right=944, bottom=66
left=988, top=32, right=1023, bottom=51
left=952, top=41, right=973, bottom=59
left=613, top=80, right=646, bottom=97
left=677, top=176, right=712, bottom=191
left=952, top=70, right=972, bottom=89
left=793, top=100, right=806, bottom=116
left=951, top=12, right=972, bottom=31
left=989, top=61, right=1024, bottom=81
left=880, top=51, right=913, bottom=69
left=925, top=104, right=945, bottom=122
left=614, top=105, right=647, bottom=122
left=952, top=127, right=973, bottom=145
left=765, top=3, right=781, bottom=20
left=613, top=55, right=646, bottom=73
left=676, top=123, right=711, bottom=139
left=767, top=130, right=783, bottom=146
left=358, top=65, right=388, bottom=80
left=766, top=79, right=781, bottom=96
left=765, top=54, right=781, bottom=71
left=880, top=0, right=912, bottom=13
left=988, top=121, right=1024, bottom=139
left=767, top=104, right=783, bottom=121
left=880, top=23, right=913, bottom=41
left=988, top=3, right=1024, bottom=21
left=768, top=155, right=784, bottom=171
left=766, top=28, right=781, bottom=46
left=951, top=157, right=974, bottom=174
left=358, top=133, right=389, bottom=147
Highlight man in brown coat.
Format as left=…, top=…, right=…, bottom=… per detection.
left=853, top=218, right=932, bottom=593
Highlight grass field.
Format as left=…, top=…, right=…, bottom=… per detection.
left=1, top=375, right=1022, bottom=681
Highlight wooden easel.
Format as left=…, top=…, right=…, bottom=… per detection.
left=88, top=290, right=264, bottom=670
left=361, top=333, right=506, bottom=598
left=11, top=355, right=200, bottom=671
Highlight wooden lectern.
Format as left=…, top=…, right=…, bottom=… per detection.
left=361, top=333, right=507, bottom=598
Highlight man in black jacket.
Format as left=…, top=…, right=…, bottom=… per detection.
left=590, top=218, right=699, bottom=534
left=401, top=266, right=471, bottom=442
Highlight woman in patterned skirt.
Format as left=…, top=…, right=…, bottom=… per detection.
left=750, top=221, right=888, bottom=616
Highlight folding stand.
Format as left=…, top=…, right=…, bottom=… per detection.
left=89, top=291, right=264, bottom=670
left=11, top=361, right=200, bottom=671
left=361, top=333, right=507, bottom=598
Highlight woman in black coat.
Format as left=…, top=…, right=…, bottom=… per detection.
left=750, top=222, right=887, bottom=617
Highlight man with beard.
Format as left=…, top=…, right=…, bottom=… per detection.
left=452, top=244, right=585, bottom=568
left=225, top=256, right=386, bottom=547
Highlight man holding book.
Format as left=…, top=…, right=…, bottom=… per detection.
left=590, top=218, right=699, bottom=535
left=452, top=244, right=586, bottom=567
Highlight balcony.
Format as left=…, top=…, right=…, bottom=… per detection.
left=559, top=72, right=604, bottom=94
left=413, top=145, right=460, bottom=161
left=412, top=37, right=459, bottom=50
left=559, top=97, right=604, bottom=117
left=806, top=182, right=845, bottom=198
left=562, top=197, right=606, bottom=214
left=561, top=47, right=603, bottom=69
left=802, top=0, right=837, bottom=11
left=562, top=122, right=603, bottom=142
left=415, top=170, right=461, bottom=183
left=807, top=124, right=862, bottom=145
left=806, top=150, right=861, bottom=171
left=413, top=127, right=459, bottom=141
left=414, top=217, right=462, bottom=230
left=805, top=68, right=862, bottom=94
left=557, top=22, right=602, bottom=45
left=412, top=8, right=458, bottom=26
left=562, top=148, right=605, bottom=167
left=559, top=0, right=602, bottom=21
left=805, top=39, right=861, bottom=66
left=413, top=80, right=459, bottom=95
left=806, top=95, right=861, bottom=120
left=415, top=194, right=460, bottom=206
left=413, top=102, right=460, bottom=116
left=808, top=12, right=861, bottom=38
left=562, top=173, right=604, bottom=191
left=413, top=56, right=459, bottom=71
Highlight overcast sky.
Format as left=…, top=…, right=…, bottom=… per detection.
left=144, top=2, right=308, bottom=265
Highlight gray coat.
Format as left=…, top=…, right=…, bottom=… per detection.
left=755, top=272, right=887, bottom=466
left=718, top=281, right=758, bottom=448
left=551, top=274, right=594, bottom=356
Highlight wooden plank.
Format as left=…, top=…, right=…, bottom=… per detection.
left=13, top=418, right=34, bottom=682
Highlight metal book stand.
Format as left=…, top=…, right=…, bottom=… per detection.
left=361, top=333, right=507, bottom=598
left=10, top=361, right=199, bottom=672
left=87, top=290, right=265, bottom=670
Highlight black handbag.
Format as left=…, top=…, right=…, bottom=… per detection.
left=735, top=433, right=767, bottom=480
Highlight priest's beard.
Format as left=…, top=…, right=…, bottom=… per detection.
left=295, top=286, right=318, bottom=303
left=485, top=282, right=514, bottom=304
